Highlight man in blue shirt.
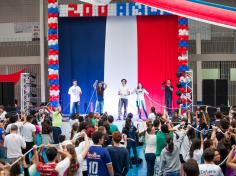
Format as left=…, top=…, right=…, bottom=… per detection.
left=87, top=131, right=114, bottom=176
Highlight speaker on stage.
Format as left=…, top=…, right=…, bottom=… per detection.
left=216, top=79, right=228, bottom=106
left=0, top=83, right=2, bottom=105
left=202, top=79, right=228, bottom=107
left=0, top=82, right=15, bottom=106
left=202, top=80, right=215, bottom=106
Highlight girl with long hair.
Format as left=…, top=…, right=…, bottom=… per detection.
left=65, top=144, right=80, bottom=176
left=122, top=117, right=138, bottom=168
left=158, top=131, right=186, bottom=176
left=188, top=138, right=203, bottom=164
left=133, top=82, right=149, bottom=120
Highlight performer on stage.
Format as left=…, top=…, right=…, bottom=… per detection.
left=93, top=80, right=107, bottom=115
left=118, top=79, right=130, bottom=120
left=68, top=80, right=82, bottom=114
left=162, top=79, right=173, bottom=116
left=133, top=83, right=149, bottom=120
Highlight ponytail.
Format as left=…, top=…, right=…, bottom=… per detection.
left=166, top=134, right=174, bottom=153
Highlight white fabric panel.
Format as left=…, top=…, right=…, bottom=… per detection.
left=104, top=16, right=138, bottom=117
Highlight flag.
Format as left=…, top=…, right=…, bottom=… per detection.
left=59, top=16, right=180, bottom=115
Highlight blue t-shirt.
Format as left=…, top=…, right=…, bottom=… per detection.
left=87, top=145, right=112, bottom=176
left=96, top=87, right=105, bottom=101
left=0, top=128, right=4, bottom=142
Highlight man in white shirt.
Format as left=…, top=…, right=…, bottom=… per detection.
left=22, top=115, right=36, bottom=164
left=5, top=115, right=23, bottom=135
left=118, top=79, right=130, bottom=120
left=4, top=124, right=26, bottom=162
left=68, top=80, right=82, bottom=114
left=198, top=148, right=224, bottom=176
left=0, top=105, right=7, bottom=122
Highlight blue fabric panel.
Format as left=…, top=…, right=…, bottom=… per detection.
left=58, top=17, right=106, bottom=114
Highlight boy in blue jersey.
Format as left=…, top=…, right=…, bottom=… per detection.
left=87, top=131, right=114, bottom=176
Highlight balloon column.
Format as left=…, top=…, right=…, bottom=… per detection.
left=48, top=0, right=59, bottom=109
left=176, top=17, right=191, bottom=114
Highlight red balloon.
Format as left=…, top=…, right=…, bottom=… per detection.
left=48, top=0, right=57, bottom=3
left=181, top=98, right=186, bottom=104
left=48, top=13, right=58, bottom=18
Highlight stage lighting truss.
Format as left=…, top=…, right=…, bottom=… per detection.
left=184, top=71, right=193, bottom=111
left=21, top=73, right=37, bottom=114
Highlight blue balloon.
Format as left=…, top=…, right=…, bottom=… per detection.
left=48, top=29, right=57, bottom=35
left=181, top=82, right=186, bottom=88
left=179, top=41, right=189, bottom=47
left=48, top=45, right=58, bottom=50
left=48, top=7, right=58, bottom=14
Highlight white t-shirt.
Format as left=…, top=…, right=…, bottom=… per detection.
left=199, top=164, right=224, bottom=176
left=180, top=135, right=191, bottom=162
left=6, top=122, right=23, bottom=135
left=55, top=157, right=71, bottom=176
left=75, top=150, right=84, bottom=176
left=193, top=149, right=203, bottom=164
left=148, top=113, right=156, bottom=121
left=68, top=85, right=82, bottom=103
left=134, top=88, right=148, bottom=101
left=75, top=139, right=93, bottom=172
left=22, top=122, right=36, bottom=142
left=0, top=111, right=7, bottom=121
left=4, top=133, right=26, bottom=158
left=118, top=86, right=130, bottom=99
left=145, top=133, right=156, bottom=154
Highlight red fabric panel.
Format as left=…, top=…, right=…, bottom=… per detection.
left=0, top=68, right=26, bottom=84
left=134, top=0, right=236, bottom=29
left=137, top=16, right=178, bottom=113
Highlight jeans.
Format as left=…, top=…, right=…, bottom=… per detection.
left=118, top=98, right=128, bottom=119
left=164, top=171, right=180, bottom=176
left=166, top=97, right=172, bottom=117
left=127, top=141, right=138, bottom=166
left=136, top=100, right=148, bottom=119
left=145, top=153, right=156, bottom=176
left=154, top=156, right=160, bottom=175
left=22, top=141, right=34, bottom=164
left=52, top=127, right=62, bottom=144
left=95, top=100, right=104, bottom=114
left=70, top=101, right=79, bottom=114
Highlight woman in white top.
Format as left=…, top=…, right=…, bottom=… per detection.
left=133, top=83, right=149, bottom=120
left=145, top=127, right=156, bottom=176
left=188, top=137, right=204, bottom=164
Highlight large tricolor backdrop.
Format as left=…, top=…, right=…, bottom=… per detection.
left=48, top=1, right=190, bottom=115
left=59, top=15, right=179, bottom=115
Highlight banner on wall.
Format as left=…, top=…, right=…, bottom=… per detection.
left=80, top=0, right=111, bottom=5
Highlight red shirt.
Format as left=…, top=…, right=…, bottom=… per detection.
left=37, top=162, right=58, bottom=176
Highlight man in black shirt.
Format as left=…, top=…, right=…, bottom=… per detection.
left=162, top=79, right=173, bottom=117
left=107, top=132, right=129, bottom=176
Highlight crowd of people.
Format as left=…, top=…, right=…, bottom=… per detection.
left=0, top=104, right=236, bottom=176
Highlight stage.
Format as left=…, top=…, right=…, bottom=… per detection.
left=48, top=2, right=191, bottom=115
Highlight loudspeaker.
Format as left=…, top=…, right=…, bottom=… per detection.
left=216, top=79, right=228, bottom=106
left=0, top=82, right=15, bottom=106
left=202, top=80, right=215, bottom=106
left=0, top=83, right=2, bottom=105
left=202, top=79, right=228, bottom=107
